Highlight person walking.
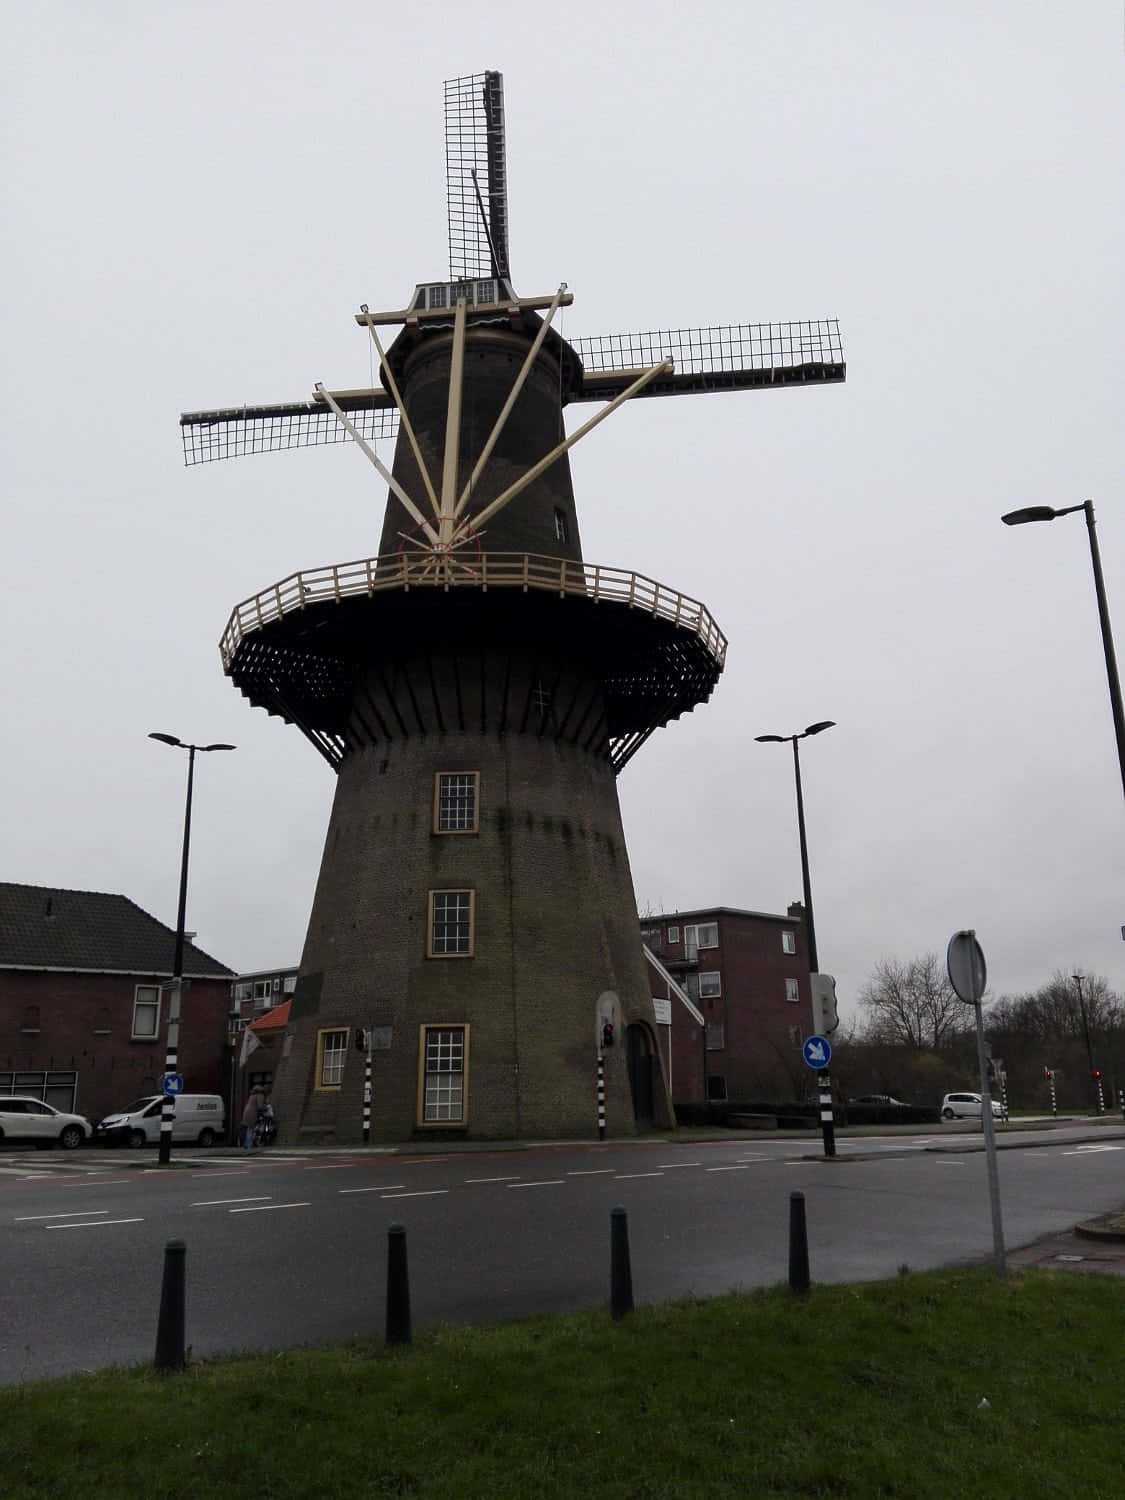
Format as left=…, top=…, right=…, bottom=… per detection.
left=241, top=1085, right=266, bottom=1149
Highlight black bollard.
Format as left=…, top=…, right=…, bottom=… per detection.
left=788, top=1191, right=810, bottom=1297
left=610, top=1205, right=634, bottom=1320
left=385, top=1222, right=412, bottom=1346
left=153, top=1238, right=187, bottom=1372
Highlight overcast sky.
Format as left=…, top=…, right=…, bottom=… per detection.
left=4, top=2, right=1123, bottom=1021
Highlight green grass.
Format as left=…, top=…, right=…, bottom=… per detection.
left=3, top=1269, right=1124, bottom=1499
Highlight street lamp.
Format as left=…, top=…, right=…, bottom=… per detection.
left=1071, top=972, right=1099, bottom=1111
left=149, top=732, right=235, bottom=1165
left=753, top=721, right=835, bottom=972
left=1001, top=501, right=1125, bottom=803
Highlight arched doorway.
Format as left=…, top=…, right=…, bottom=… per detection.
left=626, top=1023, right=655, bottom=1127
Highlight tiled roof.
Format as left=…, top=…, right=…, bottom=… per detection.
left=249, top=1000, right=291, bottom=1033
left=0, top=882, right=234, bottom=978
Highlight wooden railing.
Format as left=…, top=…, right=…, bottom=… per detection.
left=220, top=552, right=727, bottom=670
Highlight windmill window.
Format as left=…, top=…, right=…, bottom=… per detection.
left=428, top=890, right=475, bottom=957
left=418, top=1024, right=469, bottom=1124
left=316, top=1028, right=348, bottom=1089
left=434, top=771, right=480, bottom=833
left=131, top=985, right=161, bottom=1040
left=553, top=508, right=569, bottom=542
left=531, top=681, right=553, bottom=718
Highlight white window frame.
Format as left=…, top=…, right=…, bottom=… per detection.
left=252, top=979, right=273, bottom=1009
left=781, top=930, right=797, bottom=955
left=131, top=984, right=161, bottom=1040
left=427, top=889, right=475, bottom=957
left=433, top=771, right=480, bottom=834
left=699, top=971, right=722, bottom=999
left=785, top=977, right=801, bottom=1004
left=666, top=925, right=680, bottom=944
left=417, top=1024, right=470, bottom=1126
left=316, top=1028, right=348, bottom=1090
left=705, top=1022, right=725, bottom=1051
left=553, top=507, right=569, bottom=542
left=282, top=974, right=297, bottom=994
left=684, top=922, right=719, bottom=951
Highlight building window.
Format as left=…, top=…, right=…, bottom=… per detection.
left=253, top=979, right=273, bottom=1009
left=132, top=985, right=160, bottom=1039
left=705, top=1022, right=725, bottom=1050
left=785, top=977, right=800, bottom=1003
left=418, top=1024, right=469, bottom=1124
left=283, top=974, right=297, bottom=994
left=782, top=930, right=797, bottom=955
left=684, top=922, right=718, bottom=951
left=553, top=508, right=569, bottom=543
left=666, top=925, right=680, bottom=944
left=21, top=1006, right=40, bottom=1034
left=93, top=1007, right=111, bottom=1035
left=642, top=926, right=661, bottom=946
left=316, top=1028, right=348, bottom=1089
left=434, top=771, right=479, bottom=833
left=699, top=972, right=722, bottom=999
left=428, top=890, right=475, bottom=957
left=707, top=1075, right=727, bottom=1101
left=788, top=1025, right=803, bottom=1046
left=233, top=980, right=252, bottom=1002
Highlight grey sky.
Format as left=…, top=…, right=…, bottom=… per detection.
left=4, top=2, right=1123, bottom=1023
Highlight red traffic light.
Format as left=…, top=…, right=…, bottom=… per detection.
left=601, top=1021, right=615, bottom=1049
left=1043, top=1067, right=1052, bottom=1080
left=354, top=1028, right=366, bottom=1052
left=1092, top=1068, right=1102, bottom=1080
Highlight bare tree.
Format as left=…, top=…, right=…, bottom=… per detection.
left=858, top=953, right=972, bottom=1051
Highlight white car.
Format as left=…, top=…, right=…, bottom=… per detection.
left=0, top=1095, right=92, bottom=1149
left=941, top=1091, right=1004, bottom=1121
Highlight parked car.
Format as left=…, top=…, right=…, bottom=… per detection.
left=0, top=1095, right=92, bottom=1149
left=941, top=1091, right=1003, bottom=1120
left=94, top=1094, right=225, bottom=1147
left=849, top=1095, right=908, bottom=1106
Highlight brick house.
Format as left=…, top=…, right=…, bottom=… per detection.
left=641, top=905, right=814, bottom=1104
left=0, top=883, right=234, bottom=1123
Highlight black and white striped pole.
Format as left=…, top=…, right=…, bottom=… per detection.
left=596, top=1051, right=606, bottom=1141
left=1047, top=1068, right=1057, bottom=1116
left=362, top=1029, right=373, bottom=1144
left=147, top=733, right=235, bottom=1167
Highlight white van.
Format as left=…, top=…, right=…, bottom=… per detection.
left=94, top=1094, right=225, bottom=1148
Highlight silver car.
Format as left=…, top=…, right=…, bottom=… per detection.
left=941, top=1091, right=1003, bottom=1121
left=0, top=1095, right=92, bottom=1149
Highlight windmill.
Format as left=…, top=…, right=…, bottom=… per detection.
left=183, top=72, right=845, bottom=1143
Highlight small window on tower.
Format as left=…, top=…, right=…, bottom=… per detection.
left=428, top=890, right=475, bottom=957
left=434, top=771, right=480, bottom=834
left=553, top=508, right=569, bottom=543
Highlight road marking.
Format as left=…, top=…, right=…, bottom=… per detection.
left=506, top=1180, right=565, bottom=1189
left=736, top=1156, right=769, bottom=1163
left=192, top=1196, right=273, bottom=1207
left=301, top=1163, right=357, bottom=1171
left=706, top=1165, right=750, bottom=1173
left=229, top=1202, right=311, bottom=1213
left=402, top=1157, right=451, bottom=1166
left=1062, top=1144, right=1123, bottom=1156
left=657, top=1162, right=702, bottom=1169
left=566, top=1169, right=615, bottom=1176
left=381, top=1189, right=449, bottom=1200
left=932, top=1159, right=965, bottom=1166
left=340, top=1185, right=406, bottom=1195
left=46, top=1218, right=144, bottom=1229
left=613, top=1172, right=664, bottom=1180
left=192, top=1169, right=251, bottom=1178
left=60, top=1177, right=132, bottom=1188
left=465, top=1175, right=522, bottom=1183
left=15, top=1209, right=110, bottom=1221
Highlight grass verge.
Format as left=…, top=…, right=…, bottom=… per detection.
left=3, top=1267, right=1124, bottom=1499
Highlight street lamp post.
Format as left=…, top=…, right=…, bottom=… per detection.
left=149, top=733, right=235, bottom=1166
left=1001, top=501, right=1125, bottom=804
left=1071, top=972, right=1100, bottom=1112
left=755, top=720, right=835, bottom=1155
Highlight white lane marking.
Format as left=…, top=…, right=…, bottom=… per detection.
left=301, top=1163, right=357, bottom=1171
left=229, top=1202, right=311, bottom=1213
left=657, top=1162, right=702, bottom=1169
left=192, top=1169, right=251, bottom=1178
left=706, top=1165, right=750, bottom=1173
left=506, top=1180, right=565, bottom=1189
left=566, top=1169, right=615, bottom=1176
left=192, top=1196, right=273, bottom=1207
left=465, top=1176, right=522, bottom=1183
left=1062, top=1144, right=1123, bottom=1156
left=46, top=1218, right=144, bottom=1229
left=736, top=1156, right=769, bottom=1162
left=381, top=1189, right=449, bottom=1200
left=15, top=1209, right=111, bottom=1222
left=932, top=1159, right=965, bottom=1166
left=340, top=1185, right=407, bottom=1195
left=61, top=1177, right=131, bottom=1188
left=613, top=1172, right=664, bottom=1180
left=402, top=1157, right=451, bottom=1166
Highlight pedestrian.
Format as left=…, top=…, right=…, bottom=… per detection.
left=241, top=1085, right=266, bottom=1149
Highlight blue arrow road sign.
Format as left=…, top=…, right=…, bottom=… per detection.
left=161, top=1072, right=184, bottom=1096
left=802, top=1035, right=832, bottom=1070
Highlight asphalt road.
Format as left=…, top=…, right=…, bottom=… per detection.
left=3, top=1123, right=1124, bottom=1385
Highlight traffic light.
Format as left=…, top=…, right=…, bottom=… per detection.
left=354, top=1028, right=366, bottom=1052
left=1043, top=1067, right=1052, bottom=1080
left=1092, top=1068, right=1102, bottom=1081
left=601, top=1021, right=615, bottom=1049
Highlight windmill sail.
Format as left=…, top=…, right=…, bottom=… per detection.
left=446, top=70, right=510, bottom=281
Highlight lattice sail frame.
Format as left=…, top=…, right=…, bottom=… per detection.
left=445, top=70, right=509, bottom=281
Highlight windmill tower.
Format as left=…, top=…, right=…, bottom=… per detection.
left=182, top=72, right=845, bottom=1142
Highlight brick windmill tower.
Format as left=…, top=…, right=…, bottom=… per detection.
left=182, top=72, right=845, bottom=1142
